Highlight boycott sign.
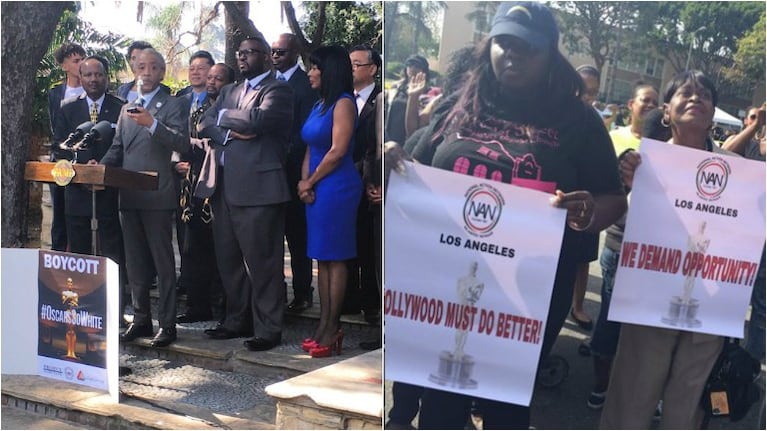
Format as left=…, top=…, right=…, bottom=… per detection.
left=38, top=250, right=115, bottom=391
left=610, top=139, right=766, bottom=337
left=384, top=162, right=566, bottom=406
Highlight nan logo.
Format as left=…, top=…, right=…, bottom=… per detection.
left=696, top=157, right=730, bottom=201
left=463, top=183, right=505, bottom=237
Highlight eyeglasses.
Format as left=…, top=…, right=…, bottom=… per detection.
left=272, top=49, right=289, bottom=57
left=236, top=48, right=266, bottom=58
left=749, top=114, right=757, bottom=120
left=352, top=62, right=374, bottom=69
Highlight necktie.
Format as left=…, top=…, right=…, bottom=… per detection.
left=191, top=95, right=199, bottom=114
left=238, top=83, right=251, bottom=108
left=277, top=73, right=286, bottom=81
left=90, top=102, right=99, bottom=123
left=136, top=97, right=145, bottom=107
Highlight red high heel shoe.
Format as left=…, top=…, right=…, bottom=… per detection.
left=309, top=330, right=344, bottom=358
left=301, top=337, right=318, bottom=352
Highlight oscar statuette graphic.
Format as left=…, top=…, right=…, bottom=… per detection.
left=61, top=278, right=80, bottom=359
left=429, top=261, right=485, bottom=389
left=662, top=221, right=709, bottom=328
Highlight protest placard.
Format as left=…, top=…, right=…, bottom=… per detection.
left=37, top=250, right=118, bottom=394
left=610, top=139, right=766, bottom=337
left=384, top=162, right=566, bottom=406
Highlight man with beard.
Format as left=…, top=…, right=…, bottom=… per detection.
left=197, top=37, right=294, bottom=351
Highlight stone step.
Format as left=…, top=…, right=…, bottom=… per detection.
left=266, top=350, right=383, bottom=429
left=2, top=375, right=274, bottom=430
left=120, top=316, right=381, bottom=378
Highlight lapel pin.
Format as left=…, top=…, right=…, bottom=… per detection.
left=156, top=102, right=163, bottom=108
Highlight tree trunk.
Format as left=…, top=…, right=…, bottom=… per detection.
left=223, top=1, right=268, bottom=81
left=1, top=2, right=68, bottom=248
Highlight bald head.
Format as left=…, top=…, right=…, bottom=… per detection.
left=271, top=33, right=300, bottom=73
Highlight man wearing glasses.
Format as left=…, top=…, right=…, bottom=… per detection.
left=347, top=45, right=383, bottom=344
left=271, top=33, right=318, bottom=314
left=197, top=37, right=294, bottom=352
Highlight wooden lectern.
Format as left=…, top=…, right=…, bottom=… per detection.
left=25, top=161, right=158, bottom=253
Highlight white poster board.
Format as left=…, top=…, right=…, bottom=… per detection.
left=384, top=162, right=566, bottom=406
left=609, top=139, right=766, bottom=337
left=1, top=248, right=120, bottom=402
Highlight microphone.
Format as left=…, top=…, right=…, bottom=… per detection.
left=72, top=120, right=113, bottom=151
left=59, top=121, right=94, bottom=150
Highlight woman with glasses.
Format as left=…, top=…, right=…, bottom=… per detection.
left=298, top=45, right=361, bottom=358
left=600, top=70, right=733, bottom=429
left=398, top=2, right=626, bottom=428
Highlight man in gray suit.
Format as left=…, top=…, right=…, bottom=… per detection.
left=100, top=49, right=189, bottom=347
left=197, top=36, right=294, bottom=351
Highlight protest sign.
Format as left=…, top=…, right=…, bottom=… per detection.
left=37, top=250, right=119, bottom=395
left=384, top=162, right=566, bottom=406
left=610, top=139, right=766, bottom=337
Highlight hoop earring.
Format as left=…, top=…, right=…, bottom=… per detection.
left=661, top=117, right=670, bottom=128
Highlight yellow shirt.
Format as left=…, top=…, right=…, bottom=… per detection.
left=609, top=126, right=641, bottom=157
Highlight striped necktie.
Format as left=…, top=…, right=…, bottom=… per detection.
left=191, top=95, right=199, bottom=114
left=90, top=102, right=99, bottom=123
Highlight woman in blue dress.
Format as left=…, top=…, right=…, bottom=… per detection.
left=298, top=45, right=362, bottom=358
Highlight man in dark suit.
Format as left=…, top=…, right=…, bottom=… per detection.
left=175, top=62, right=235, bottom=323
left=174, top=50, right=216, bottom=300
left=271, top=33, right=318, bottom=313
left=100, top=49, right=189, bottom=347
left=175, top=50, right=214, bottom=98
left=48, top=42, right=86, bottom=252
left=344, top=45, right=382, bottom=325
left=54, top=56, right=128, bottom=326
left=54, top=55, right=126, bottom=280
left=117, top=41, right=171, bottom=102
left=197, top=36, right=294, bottom=351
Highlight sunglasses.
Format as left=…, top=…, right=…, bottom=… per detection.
left=272, top=49, right=289, bottom=57
left=749, top=114, right=757, bottom=120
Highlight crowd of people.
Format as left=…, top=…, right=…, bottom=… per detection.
left=47, top=35, right=383, bottom=355
left=383, top=1, right=764, bottom=429
left=43, top=1, right=765, bottom=428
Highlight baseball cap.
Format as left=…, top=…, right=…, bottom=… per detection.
left=404, top=55, right=429, bottom=72
left=489, top=2, right=559, bottom=51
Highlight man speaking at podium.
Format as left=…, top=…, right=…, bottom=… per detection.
left=100, top=49, right=188, bottom=347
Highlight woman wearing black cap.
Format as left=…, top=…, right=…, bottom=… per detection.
left=385, top=54, right=430, bottom=146
left=399, top=1, right=626, bottom=428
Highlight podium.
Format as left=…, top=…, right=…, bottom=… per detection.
left=25, top=161, right=158, bottom=253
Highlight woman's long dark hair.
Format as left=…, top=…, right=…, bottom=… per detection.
left=436, top=36, right=584, bottom=139
left=309, top=45, right=354, bottom=114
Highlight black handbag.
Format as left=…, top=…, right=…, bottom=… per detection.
left=700, top=338, right=761, bottom=427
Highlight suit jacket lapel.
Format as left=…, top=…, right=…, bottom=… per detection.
left=146, top=91, right=168, bottom=117
left=359, top=88, right=380, bottom=122
left=241, top=82, right=260, bottom=108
